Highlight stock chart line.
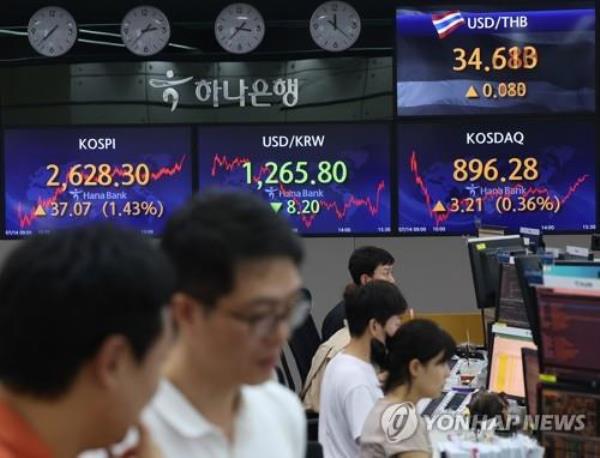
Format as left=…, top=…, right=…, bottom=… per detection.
left=280, top=181, right=386, bottom=229
left=17, top=185, right=69, bottom=229
left=560, top=175, right=590, bottom=205
left=16, top=154, right=188, bottom=229
left=211, top=153, right=273, bottom=184
left=409, top=150, right=590, bottom=226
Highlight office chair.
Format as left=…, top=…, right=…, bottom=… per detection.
left=306, top=441, right=323, bottom=458
left=279, top=351, right=296, bottom=392
left=289, top=289, right=321, bottom=385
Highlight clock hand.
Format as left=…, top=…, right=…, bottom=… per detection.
left=337, top=27, right=351, bottom=40
left=142, top=23, right=155, bottom=33
left=229, top=21, right=247, bottom=39
left=131, top=24, right=153, bottom=46
left=333, top=13, right=338, bottom=29
left=42, top=24, right=59, bottom=41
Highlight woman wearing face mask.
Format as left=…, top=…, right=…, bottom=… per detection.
left=318, top=281, right=408, bottom=458
left=360, top=319, right=456, bottom=458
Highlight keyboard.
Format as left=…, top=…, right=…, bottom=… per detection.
left=446, top=392, right=468, bottom=411
left=422, top=393, right=447, bottom=417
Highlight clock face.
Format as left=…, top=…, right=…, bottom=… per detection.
left=28, top=6, right=77, bottom=57
left=215, top=3, right=265, bottom=54
left=121, top=6, right=170, bottom=56
left=310, top=1, right=361, bottom=52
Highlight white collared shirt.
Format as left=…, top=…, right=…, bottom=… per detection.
left=144, top=379, right=306, bottom=458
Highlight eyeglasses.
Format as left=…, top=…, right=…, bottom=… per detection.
left=220, top=296, right=311, bottom=338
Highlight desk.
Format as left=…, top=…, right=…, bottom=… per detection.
left=433, top=433, right=543, bottom=458
left=421, top=356, right=544, bottom=457
left=418, top=356, right=488, bottom=419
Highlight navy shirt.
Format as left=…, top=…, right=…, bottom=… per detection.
left=321, top=300, right=346, bottom=342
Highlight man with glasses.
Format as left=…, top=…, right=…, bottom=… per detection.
left=148, top=189, right=307, bottom=458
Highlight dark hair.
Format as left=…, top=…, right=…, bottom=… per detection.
left=343, top=281, right=408, bottom=337
left=161, top=189, right=304, bottom=308
left=382, top=319, right=456, bottom=393
left=0, top=224, right=175, bottom=397
left=348, top=246, right=395, bottom=285
left=468, top=391, right=509, bottom=431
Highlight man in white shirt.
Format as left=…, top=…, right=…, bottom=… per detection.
left=153, top=190, right=308, bottom=458
left=318, top=281, right=408, bottom=458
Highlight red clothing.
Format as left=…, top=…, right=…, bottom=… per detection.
left=0, top=400, right=53, bottom=458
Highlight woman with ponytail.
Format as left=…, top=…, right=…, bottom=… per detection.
left=360, top=319, right=456, bottom=458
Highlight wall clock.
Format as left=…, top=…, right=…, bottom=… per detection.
left=215, top=3, right=265, bottom=54
left=121, top=6, right=171, bottom=56
left=28, top=6, right=77, bottom=57
left=310, top=1, right=361, bottom=52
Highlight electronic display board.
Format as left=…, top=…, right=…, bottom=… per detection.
left=197, top=123, right=392, bottom=235
left=396, top=6, right=596, bottom=115
left=3, top=126, right=192, bottom=237
left=397, top=119, right=596, bottom=234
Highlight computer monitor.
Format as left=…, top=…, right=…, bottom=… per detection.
left=487, top=324, right=537, bottom=400
left=558, top=246, right=594, bottom=262
left=591, top=234, right=600, bottom=252
left=485, top=320, right=494, bottom=353
left=536, top=287, right=600, bottom=380
left=496, top=263, right=530, bottom=328
left=540, top=385, right=600, bottom=456
left=543, top=261, right=600, bottom=290
left=478, top=226, right=506, bottom=237
left=520, top=227, right=545, bottom=254
left=515, top=255, right=544, bottom=347
left=467, top=235, right=525, bottom=309
left=521, top=348, right=540, bottom=417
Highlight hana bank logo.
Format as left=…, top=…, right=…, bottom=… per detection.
left=431, top=11, right=465, bottom=39
left=149, top=70, right=194, bottom=112
left=380, top=402, right=419, bottom=443
left=148, top=70, right=300, bottom=111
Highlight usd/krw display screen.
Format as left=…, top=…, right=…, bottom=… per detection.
left=396, top=6, right=596, bottom=116
left=397, top=119, right=596, bottom=235
left=3, top=127, right=192, bottom=237
left=197, top=123, right=391, bottom=235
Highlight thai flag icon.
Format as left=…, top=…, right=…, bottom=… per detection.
left=431, top=10, right=465, bottom=39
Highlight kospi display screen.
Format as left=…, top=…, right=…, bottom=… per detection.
left=397, top=119, right=596, bottom=235
left=3, top=127, right=192, bottom=237
left=396, top=6, right=596, bottom=116
left=197, top=124, right=391, bottom=235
